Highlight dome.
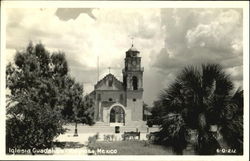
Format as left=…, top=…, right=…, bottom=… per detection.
left=126, top=44, right=140, bottom=57
left=129, top=45, right=138, bottom=52
left=128, top=44, right=139, bottom=52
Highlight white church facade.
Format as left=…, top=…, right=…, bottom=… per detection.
left=88, top=45, right=145, bottom=127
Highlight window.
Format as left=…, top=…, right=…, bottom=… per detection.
left=120, top=94, right=123, bottom=103
left=97, top=94, right=101, bottom=101
left=108, top=78, right=113, bottom=87
left=132, top=76, right=138, bottom=90
left=133, top=98, right=136, bottom=102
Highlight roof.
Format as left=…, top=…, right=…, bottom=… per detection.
left=126, top=44, right=140, bottom=57
left=94, top=73, right=124, bottom=90
left=128, top=44, right=138, bottom=52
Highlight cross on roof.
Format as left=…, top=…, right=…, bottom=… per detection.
left=129, top=35, right=135, bottom=47
left=108, top=67, right=111, bottom=74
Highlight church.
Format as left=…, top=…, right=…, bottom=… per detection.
left=88, top=45, right=145, bottom=127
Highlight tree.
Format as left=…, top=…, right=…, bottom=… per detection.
left=60, top=78, right=94, bottom=125
left=60, top=77, right=95, bottom=137
left=61, top=77, right=82, bottom=121
left=157, top=64, right=243, bottom=154
left=147, top=100, right=165, bottom=127
left=219, top=88, right=243, bottom=154
left=77, top=95, right=95, bottom=125
left=143, top=102, right=150, bottom=121
left=6, top=42, right=93, bottom=153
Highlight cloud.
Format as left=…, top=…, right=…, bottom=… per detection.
left=5, top=8, right=163, bottom=104
left=5, top=8, right=243, bottom=105
left=152, top=8, right=243, bottom=89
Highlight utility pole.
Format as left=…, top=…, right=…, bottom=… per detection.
left=97, top=56, right=99, bottom=82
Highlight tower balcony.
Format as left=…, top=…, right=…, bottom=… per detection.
left=122, top=67, right=144, bottom=73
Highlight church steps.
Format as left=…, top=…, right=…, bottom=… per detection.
left=64, top=124, right=159, bottom=134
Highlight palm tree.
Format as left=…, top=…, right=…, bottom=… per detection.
left=159, top=64, right=243, bottom=154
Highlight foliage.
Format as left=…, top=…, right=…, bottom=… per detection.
left=6, top=42, right=94, bottom=153
left=220, top=89, right=243, bottom=154
left=60, top=76, right=95, bottom=125
left=153, top=64, right=243, bottom=155
left=143, top=102, right=150, bottom=121
left=146, top=101, right=165, bottom=127
left=77, top=96, right=95, bottom=125
left=160, top=113, right=189, bottom=154
left=87, top=133, right=100, bottom=153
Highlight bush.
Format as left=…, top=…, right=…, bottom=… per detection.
left=87, top=133, right=100, bottom=154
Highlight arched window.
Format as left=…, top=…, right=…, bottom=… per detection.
left=132, top=76, right=138, bottom=90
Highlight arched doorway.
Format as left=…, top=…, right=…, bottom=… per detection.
left=109, top=105, right=125, bottom=126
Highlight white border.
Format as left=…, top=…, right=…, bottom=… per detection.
left=1, top=1, right=249, bottom=161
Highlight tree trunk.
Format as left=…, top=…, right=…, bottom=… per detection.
left=197, top=112, right=208, bottom=154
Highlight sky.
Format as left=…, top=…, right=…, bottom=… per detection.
left=5, top=8, right=243, bottom=106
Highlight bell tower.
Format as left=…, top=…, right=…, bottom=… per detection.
left=123, top=44, right=143, bottom=90
left=123, top=44, right=144, bottom=121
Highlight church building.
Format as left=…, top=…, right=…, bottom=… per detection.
left=88, top=45, right=145, bottom=127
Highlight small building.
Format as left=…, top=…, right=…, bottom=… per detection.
left=88, top=45, right=145, bottom=127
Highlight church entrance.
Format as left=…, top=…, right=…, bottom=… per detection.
left=109, top=105, right=125, bottom=126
